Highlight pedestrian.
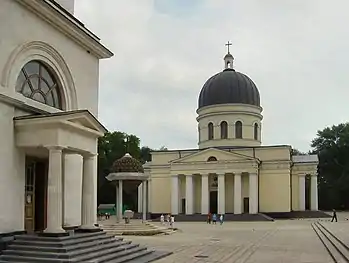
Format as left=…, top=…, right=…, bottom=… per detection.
left=207, top=213, right=211, bottom=224
left=160, top=214, right=164, bottom=225
left=212, top=213, right=217, bottom=224
left=219, top=214, right=224, bottom=225
left=331, top=209, right=338, bottom=222
left=170, top=215, right=175, bottom=228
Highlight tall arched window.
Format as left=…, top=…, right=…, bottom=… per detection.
left=15, top=60, right=62, bottom=109
left=220, top=121, right=228, bottom=139
left=235, top=121, right=243, bottom=139
left=208, top=122, right=214, bottom=140
left=254, top=123, right=259, bottom=140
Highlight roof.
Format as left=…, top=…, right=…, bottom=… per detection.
left=151, top=145, right=292, bottom=154
left=198, top=69, right=260, bottom=109
left=13, top=109, right=108, bottom=133
left=16, top=0, right=113, bottom=59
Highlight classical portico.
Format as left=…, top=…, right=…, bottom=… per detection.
left=170, top=171, right=259, bottom=215
left=14, top=110, right=106, bottom=234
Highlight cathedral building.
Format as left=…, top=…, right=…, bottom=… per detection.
left=142, top=46, right=319, bottom=218
left=0, top=0, right=112, bottom=238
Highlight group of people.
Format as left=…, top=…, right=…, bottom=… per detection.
left=160, top=214, right=175, bottom=228
left=207, top=213, right=224, bottom=225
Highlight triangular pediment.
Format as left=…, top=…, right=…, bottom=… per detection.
left=14, top=110, right=107, bottom=135
left=171, top=148, right=256, bottom=164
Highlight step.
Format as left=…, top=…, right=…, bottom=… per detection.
left=12, top=234, right=115, bottom=248
left=74, top=243, right=141, bottom=262
left=107, top=249, right=152, bottom=263
left=86, top=245, right=149, bottom=263
left=316, top=223, right=349, bottom=259
left=2, top=240, right=132, bottom=259
left=8, top=236, right=123, bottom=253
left=312, top=222, right=349, bottom=262
left=127, top=250, right=173, bottom=263
left=0, top=244, right=139, bottom=263
left=14, top=231, right=105, bottom=242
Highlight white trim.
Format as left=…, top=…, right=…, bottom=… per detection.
left=1, top=41, right=78, bottom=110
left=15, top=0, right=113, bottom=59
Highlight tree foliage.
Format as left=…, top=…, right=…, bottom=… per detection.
left=311, top=123, right=349, bottom=210
left=291, top=148, right=306, bottom=156
left=97, top=131, right=153, bottom=204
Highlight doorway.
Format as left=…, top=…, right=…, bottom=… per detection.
left=305, top=175, right=311, bottom=210
left=24, top=158, right=48, bottom=233
left=210, top=191, right=217, bottom=213
left=243, top=197, right=249, bottom=213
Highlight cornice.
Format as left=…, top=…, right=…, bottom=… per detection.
left=15, top=0, right=113, bottom=59
left=196, top=110, right=263, bottom=122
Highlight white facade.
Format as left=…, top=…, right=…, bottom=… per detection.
left=0, top=0, right=112, bottom=235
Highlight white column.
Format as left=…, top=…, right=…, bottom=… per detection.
left=201, top=174, right=209, bottom=214
left=298, top=174, right=306, bottom=211
left=185, top=175, right=194, bottom=214
left=234, top=173, right=242, bottom=214
left=137, top=184, right=143, bottom=213
left=142, top=180, right=147, bottom=221
left=310, top=174, right=318, bottom=211
left=118, top=180, right=123, bottom=221
left=171, top=175, right=179, bottom=215
left=44, top=146, right=65, bottom=234
left=81, top=154, right=98, bottom=229
left=249, top=173, right=258, bottom=214
left=218, top=173, right=225, bottom=214
left=63, top=154, right=83, bottom=227
left=147, top=179, right=151, bottom=213
left=115, top=184, right=118, bottom=223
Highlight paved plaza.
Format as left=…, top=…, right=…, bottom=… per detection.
left=124, top=213, right=349, bottom=263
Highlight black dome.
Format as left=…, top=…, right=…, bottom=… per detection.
left=198, top=68, right=260, bottom=109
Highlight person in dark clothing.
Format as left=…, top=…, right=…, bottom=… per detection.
left=331, top=209, right=338, bottom=222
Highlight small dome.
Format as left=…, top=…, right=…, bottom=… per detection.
left=111, top=153, right=144, bottom=173
left=198, top=68, right=260, bottom=109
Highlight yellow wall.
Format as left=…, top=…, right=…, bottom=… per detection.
left=147, top=145, right=317, bottom=214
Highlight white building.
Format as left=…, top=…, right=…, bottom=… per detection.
left=0, top=0, right=112, bottom=238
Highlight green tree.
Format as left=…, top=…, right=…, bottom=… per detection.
left=291, top=148, right=306, bottom=156
left=97, top=131, right=141, bottom=204
left=159, top=146, right=168, bottom=151
left=140, top=146, right=153, bottom=163
left=311, top=123, right=349, bottom=210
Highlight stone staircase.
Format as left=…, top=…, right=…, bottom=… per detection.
left=0, top=231, right=172, bottom=262
left=311, top=221, right=349, bottom=262
left=101, top=221, right=175, bottom=236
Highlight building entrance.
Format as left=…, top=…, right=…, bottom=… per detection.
left=24, top=158, right=48, bottom=233
left=210, top=191, right=217, bottom=213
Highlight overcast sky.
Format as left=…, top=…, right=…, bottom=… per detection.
left=74, top=0, right=349, bottom=152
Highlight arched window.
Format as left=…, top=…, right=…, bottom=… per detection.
left=208, top=122, right=214, bottom=140
left=15, top=60, right=62, bottom=109
left=235, top=121, right=243, bottom=139
left=207, top=156, right=217, bottom=162
left=220, top=121, right=228, bottom=139
left=254, top=123, right=259, bottom=140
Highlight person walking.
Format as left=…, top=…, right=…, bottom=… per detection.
left=219, top=214, right=224, bottom=225
left=331, top=209, right=338, bottom=222
left=212, top=213, right=217, bottom=224
left=207, top=213, right=212, bottom=224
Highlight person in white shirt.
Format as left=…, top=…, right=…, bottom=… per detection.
left=160, top=214, right=164, bottom=224
left=170, top=215, right=175, bottom=228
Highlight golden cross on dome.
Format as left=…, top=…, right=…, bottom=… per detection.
left=225, top=41, right=232, bottom=54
